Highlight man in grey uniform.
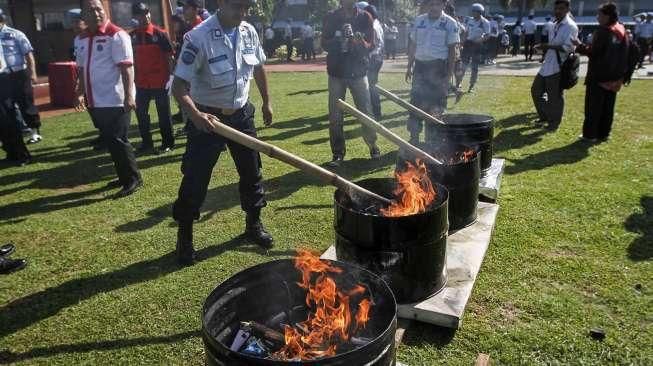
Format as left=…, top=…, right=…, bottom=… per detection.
left=405, top=0, right=459, bottom=144
left=171, top=0, right=274, bottom=266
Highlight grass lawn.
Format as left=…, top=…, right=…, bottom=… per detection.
left=0, top=72, right=651, bottom=365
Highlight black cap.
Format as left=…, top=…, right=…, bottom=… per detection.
left=178, top=0, right=201, bottom=7
left=132, top=2, right=150, bottom=16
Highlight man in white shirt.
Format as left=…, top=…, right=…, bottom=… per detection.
left=406, top=0, right=460, bottom=143
left=264, top=26, right=275, bottom=58
left=301, top=23, right=316, bottom=60
left=523, top=14, right=537, bottom=61
left=460, top=3, right=490, bottom=92
left=486, top=15, right=500, bottom=64
left=283, top=19, right=293, bottom=62
left=365, top=5, right=384, bottom=120
left=74, top=0, right=142, bottom=197
left=637, top=13, right=653, bottom=68
left=531, top=0, right=578, bottom=131
left=384, top=19, right=399, bottom=60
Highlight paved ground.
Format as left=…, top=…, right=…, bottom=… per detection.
left=267, top=53, right=653, bottom=79
left=37, top=54, right=652, bottom=118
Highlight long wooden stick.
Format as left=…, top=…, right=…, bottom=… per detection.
left=337, top=99, right=444, bottom=165
left=211, top=121, right=392, bottom=205
left=375, top=85, right=447, bottom=126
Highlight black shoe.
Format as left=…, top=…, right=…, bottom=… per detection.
left=246, top=211, right=274, bottom=249
left=176, top=222, right=196, bottom=266
left=326, top=156, right=344, bottom=168
left=105, top=179, right=122, bottom=188
left=370, top=146, right=381, bottom=159
left=0, top=243, right=15, bottom=257
left=156, top=146, right=173, bottom=155
left=114, top=180, right=142, bottom=199
left=409, top=135, right=420, bottom=146
left=0, top=257, right=27, bottom=274
left=16, top=158, right=32, bottom=167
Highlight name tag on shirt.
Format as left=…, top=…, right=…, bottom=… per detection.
left=208, top=55, right=228, bottom=64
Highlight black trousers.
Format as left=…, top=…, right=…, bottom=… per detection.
left=524, top=34, right=536, bottom=59
left=637, top=38, right=651, bottom=67
left=285, top=37, right=294, bottom=61
left=172, top=102, right=266, bottom=223
left=0, top=71, right=31, bottom=161
left=583, top=82, right=617, bottom=140
left=135, top=87, right=174, bottom=148
left=88, top=107, right=141, bottom=186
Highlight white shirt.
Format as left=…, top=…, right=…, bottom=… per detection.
left=75, top=22, right=135, bottom=108
left=264, top=28, right=274, bottom=40
left=640, top=21, right=653, bottom=38
left=371, top=19, right=384, bottom=56
left=465, top=16, right=490, bottom=43
left=174, top=15, right=266, bottom=109
left=523, top=19, right=537, bottom=35
left=544, top=21, right=555, bottom=38
left=489, top=20, right=499, bottom=38
left=410, top=13, right=460, bottom=61
left=539, top=14, right=578, bottom=77
left=302, top=25, right=314, bottom=39
left=0, top=24, right=33, bottom=72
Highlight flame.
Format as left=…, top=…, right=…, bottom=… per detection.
left=380, top=159, right=436, bottom=217
left=460, top=149, right=475, bottom=162
left=273, top=250, right=374, bottom=361
left=449, top=149, right=476, bottom=164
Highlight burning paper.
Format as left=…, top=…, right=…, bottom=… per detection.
left=273, top=250, right=373, bottom=361
left=381, top=159, right=436, bottom=217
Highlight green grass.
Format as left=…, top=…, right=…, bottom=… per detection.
left=1, top=73, right=651, bottom=365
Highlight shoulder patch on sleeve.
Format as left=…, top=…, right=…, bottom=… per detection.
left=185, top=41, right=199, bottom=54
left=181, top=50, right=196, bottom=65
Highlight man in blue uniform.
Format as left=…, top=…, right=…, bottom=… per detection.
left=171, top=0, right=274, bottom=266
left=0, top=9, right=40, bottom=166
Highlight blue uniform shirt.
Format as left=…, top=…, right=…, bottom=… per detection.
left=174, top=15, right=266, bottom=109
left=0, top=24, right=33, bottom=73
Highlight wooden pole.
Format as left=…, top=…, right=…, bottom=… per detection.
left=375, top=85, right=447, bottom=126
left=337, top=99, right=444, bottom=165
left=211, top=122, right=393, bottom=205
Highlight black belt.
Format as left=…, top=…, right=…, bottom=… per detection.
left=196, top=104, right=239, bottom=116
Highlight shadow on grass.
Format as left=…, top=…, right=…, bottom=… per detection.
left=287, top=88, right=328, bottom=96
left=0, top=330, right=200, bottom=364
left=493, top=113, right=548, bottom=154
left=274, top=204, right=332, bottom=212
left=0, top=151, right=182, bottom=221
left=0, top=236, right=292, bottom=340
left=115, top=151, right=398, bottom=233
left=302, top=116, right=408, bottom=146
left=504, top=140, right=594, bottom=175
left=625, top=196, right=653, bottom=261
left=402, top=322, right=456, bottom=349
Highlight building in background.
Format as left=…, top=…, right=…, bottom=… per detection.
left=0, top=0, right=173, bottom=74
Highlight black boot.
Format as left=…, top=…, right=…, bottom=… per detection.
left=0, top=256, right=27, bottom=274
left=176, top=221, right=195, bottom=266
left=245, top=210, right=274, bottom=249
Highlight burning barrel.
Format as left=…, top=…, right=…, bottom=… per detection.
left=202, top=254, right=398, bottom=365
left=334, top=177, right=449, bottom=304
left=425, top=114, right=494, bottom=175
left=398, top=144, right=480, bottom=232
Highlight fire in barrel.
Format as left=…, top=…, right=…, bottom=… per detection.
left=202, top=251, right=397, bottom=365
left=335, top=161, right=449, bottom=304
left=398, top=144, right=481, bottom=232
